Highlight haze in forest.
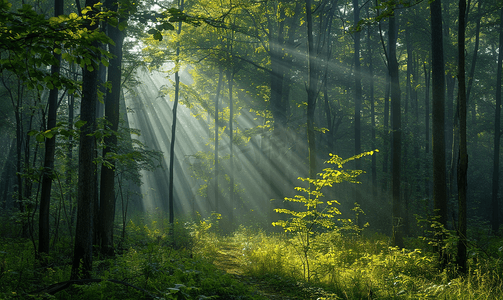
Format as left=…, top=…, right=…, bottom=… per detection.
left=1, top=0, right=503, bottom=298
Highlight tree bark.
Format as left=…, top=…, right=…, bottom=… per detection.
left=227, top=62, right=234, bottom=228
left=214, top=69, right=223, bottom=213
left=306, top=0, right=317, bottom=183
left=389, top=12, right=403, bottom=248
left=353, top=0, right=361, bottom=165
left=424, top=63, right=431, bottom=198
left=457, top=0, right=468, bottom=273
left=430, top=0, right=448, bottom=265
left=367, top=19, right=377, bottom=201
left=38, top=0, right=63, bottom=257
left=71, top=0, right=99, bottom=279
left=98, top=0, right=125, bottom=256
left=168, top=0, right=184, bottom=226
left=491, top=7, right=503, bottom=235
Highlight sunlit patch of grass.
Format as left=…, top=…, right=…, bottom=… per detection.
left=195, top=225, right=503, bottom=299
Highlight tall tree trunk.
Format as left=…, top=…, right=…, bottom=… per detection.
left=367, top=21, right=377, bottom=201
left=98, top=0, right=125, bottom=256
left=430, top=0, right=448, bottom=266
left=214, top=69, right=223, bottom=213
left=71, top=0, right=99, bottom=279
left=491, top=7, right=503, bottom=235
left=424, top=63, right=431, bottom=199
left=457, top=0, right=468, bottom=273
left=353, top=0, right=361, bottom=164
left=68, top=64, right=77, bottom=229
left=306, top=0, right=317, bottom=183
left=323, top=3, right=335, bottom=153
left=389, top=12, right=403, bottom=248
left=1, top=140, right=16, bottom=212
left=38, top=0, right=63, bottom=257
left=353, top=0, right=363, bottom=227
left=466, top=1, right=482, bottom=105
left=227, top=65, right=234, bottom=229
left=383, top=72, right=390, bottom=178
left=168, top=0, right=184, bottom=227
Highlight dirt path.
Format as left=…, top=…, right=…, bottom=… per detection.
left=210, top=240, right=322, bottom=300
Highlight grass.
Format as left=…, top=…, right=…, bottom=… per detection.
left=194, top=222, right=503, bottom=299
left=0, top=215, right=266, bottom=300
left=1, top=213, right=503, bottom=299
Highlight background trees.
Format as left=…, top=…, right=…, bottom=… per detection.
left=0, top=0, right=502, bottom=283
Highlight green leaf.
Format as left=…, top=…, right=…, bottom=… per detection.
left=43, top=130, right=54, bottom=139
left=101, top=57, right=109, bottom=67
left=27, top=130, right=38, bottom=136
left=75, top=120, right=87, bottom=129
left=153, top=31, right=163, bottom=41
left=36, top=134, right=45, bottom=142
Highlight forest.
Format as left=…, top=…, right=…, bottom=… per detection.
left=1, top=0, right=503, bottom=298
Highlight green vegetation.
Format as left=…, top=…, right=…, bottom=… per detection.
left=1, top=148, right=502, bottom=299
left=0, top=216, right=264, bottom=300
left=193, top=219, right=503, bottom=299
left=1, top=197, right=502, bottom=299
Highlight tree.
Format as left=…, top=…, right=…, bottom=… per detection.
left=306, top=0, right=317, bottom=184
left=214, top=69, right=223, bottom=213
left=366, top=10, right=377, bottom=201
left=430, top=0, right=448, bottom=264
left=38, top=0, right=64, bottom=258
left=273, top=151, right=377, bottom=281
left=353, top=0, right=362, bottom=165
left=389, top=10, right=403, bottom=248
left=98, top=0, right=127, bottom=256
left=353, top=0, right=363, bottom=228
left=457, top=0, right=468, bottom=273
left=491, top=7, right=503, bottom=235
left=168, top=0, right=185, bottom=228
left=71, top=0, right=101, bottom=280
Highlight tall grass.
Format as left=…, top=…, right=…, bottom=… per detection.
left=194, top=224, right=503, bottom=299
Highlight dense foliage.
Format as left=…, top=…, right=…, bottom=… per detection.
left=0, top=0, right=503, bottom=298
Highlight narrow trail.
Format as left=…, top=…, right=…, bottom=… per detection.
left=210, top=240, right=320, bottom=300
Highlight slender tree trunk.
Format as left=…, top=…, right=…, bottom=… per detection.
left=306, top=0, right=317, bottom=183
left=491, top=7, right=503, bottom=235
left=214, top=69, right=223, bottom=213
left=430, top=0, right=448, bottom=266
left=389, top=12, right=403, bottom=248
left=38, top=0, right=63, bottom=257
left=98, top=0, right=125, bottom=256
left=457, top=0, right=468, bottom=273
left=352, top=0, right=363, bottom=227
left=168, top=0, right=184, bottom=226
left=466, top=1, right=482, bottom=104
left=1, top=140, right=16, bottom=212
left=424, top=63, right=431, bottom=199
left=71, top=0, right=99, bottom=279
left=227, top=66, right=234, bottom=228
left=383, top=72, right=390, bottom=180
left=367, top=23, right=377, bottom=200
left=68, top=64, right=77, bottom=228
left=353, top=0, right=361, bottom=165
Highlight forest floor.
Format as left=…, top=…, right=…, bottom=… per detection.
left=210, top=240, right=323, bottom=300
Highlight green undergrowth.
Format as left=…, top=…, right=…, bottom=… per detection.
left=2, top=213, right=503, bottom=299
left=0, top=215, right=267, bottom=300
left=194, top=223, right=503, bottom=299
